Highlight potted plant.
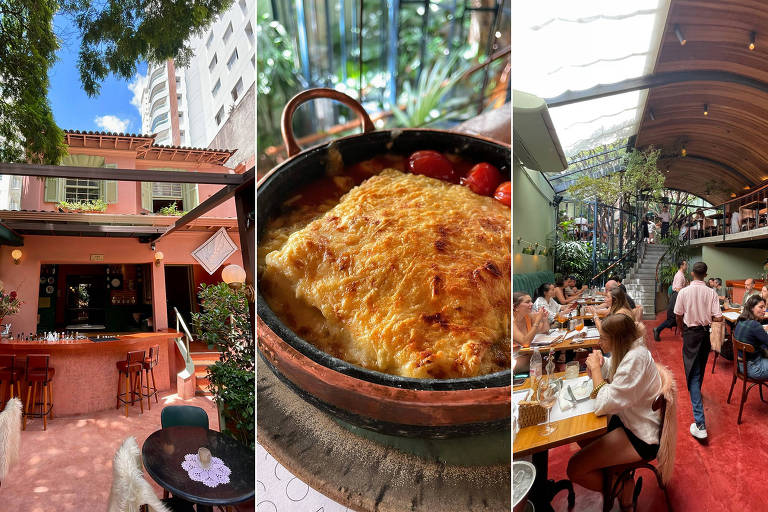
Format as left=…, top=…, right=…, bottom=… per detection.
left=191, top=283, right=254, bottom=449
left=58, top=199, right=107, bottom=213
left=158, top=202, right=185, bottom=216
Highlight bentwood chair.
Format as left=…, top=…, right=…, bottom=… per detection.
left=0, top=354, right=24, bottom=409
left=726, top=338, right=768, bottom=424
left=601, top=395, right=673, bottom=512
left=24, top=354, right=54, bottom=430
left=116, top=350, right=146, bottom=417
left=141, top=345, right=160, bottom=410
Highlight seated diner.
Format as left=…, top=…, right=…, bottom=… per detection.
left=513, top=292, right=549, bottom=348
left=554, top=276, right=581, bottom=305
left=589, top=286, right=639, bottom=331
left=733, top=295, right=768, bottom=379
left=533, top=283, right=575, bottom=323
left=566, top=314, right=667, bottom=511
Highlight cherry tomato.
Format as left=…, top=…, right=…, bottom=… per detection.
left=407, top=150, right=457, bottom=182
left=494, top=181, right=511, bottom=206
left=461, top=162, right=502, bottom=196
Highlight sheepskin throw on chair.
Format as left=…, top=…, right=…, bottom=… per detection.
left=107, top=436, right=171, bottom=512
left=0, top=397, right=22, bottom=484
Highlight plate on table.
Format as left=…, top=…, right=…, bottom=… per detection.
left=565, top=377, right=593, bottom=401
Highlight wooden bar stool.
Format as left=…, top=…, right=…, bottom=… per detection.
left=142, top=345, right=160, bottom=410
left=116, top=350, right=145, bottom=417
left=0, top=354, right=24, bottom=410
left=23, top=354, right=54, bottom=431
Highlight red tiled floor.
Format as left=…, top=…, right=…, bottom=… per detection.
left=1, top=391, right=219, bottom=511
left=548, top=313, right=768, bottom=511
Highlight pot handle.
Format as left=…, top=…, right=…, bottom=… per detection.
left=281, top=88, right=375, bottom=157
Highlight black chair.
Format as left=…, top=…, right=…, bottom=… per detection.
left=727, top=338, right=768, bottom=424
left=160, top=405, right=210, bottom=502
left=160, top=405, right=209, bottom=429
left=601, top=395, right=673, bottom=512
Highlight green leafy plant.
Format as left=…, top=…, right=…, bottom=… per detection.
left=568, top=147, right=666, bottom=205
left=657, top=229, right=691, bottom=286
left=58, top=199, right=107, bottom=212
left=192, top=283, right=254, bottom=449
left=552, top=239, right=593, bottom=284
left=158, top=202, right=185, bottom=216
left=391, top=53, right=469, bottom=127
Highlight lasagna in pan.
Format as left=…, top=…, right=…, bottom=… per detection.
left=260, top=169, right=511, bottom=379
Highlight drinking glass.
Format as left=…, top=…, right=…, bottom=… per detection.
left=537, top=378, right=558, bottom=436
left=565, top=361, right=580, bottom=380
left=575, top=319, right=584, bottom=332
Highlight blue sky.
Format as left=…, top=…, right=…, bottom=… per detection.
left=48, top=13, right=146, bottom=134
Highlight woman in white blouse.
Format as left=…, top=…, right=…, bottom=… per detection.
left=567, top=314, right=662, bottom=510
left=532, top=283, right=575, bottom=323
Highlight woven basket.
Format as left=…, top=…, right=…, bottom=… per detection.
left=518, top=400, right=546, bottom=428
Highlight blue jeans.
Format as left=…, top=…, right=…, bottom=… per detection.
left=739, top=357, right=768, bottom=380
left=687, top=354, right=706, bottom=427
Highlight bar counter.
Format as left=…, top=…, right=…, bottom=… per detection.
left=0, top=331, right=179, bottom=417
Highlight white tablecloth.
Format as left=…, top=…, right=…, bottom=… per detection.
left=257, top=442, right=351, bottom=511
left=512, top=376, right=598, bottom=425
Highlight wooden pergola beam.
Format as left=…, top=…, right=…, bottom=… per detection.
left=153, top=167, right=255, bottom=242
left=545, top=70, right=768, bottom=108
left=0, top=162, right=244, bottom=185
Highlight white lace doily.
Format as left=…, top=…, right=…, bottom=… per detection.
left=181, top=453, right=232, bottom=488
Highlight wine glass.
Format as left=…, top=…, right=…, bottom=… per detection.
left=537, top=378, right=559, bottom=436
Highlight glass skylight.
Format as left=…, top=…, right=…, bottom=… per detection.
left=512, top=0, right=668, bottom=158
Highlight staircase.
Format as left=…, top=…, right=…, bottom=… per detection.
left=623, top=243, right=668, bottom=320
left=189, top=341, right=222, bottom=396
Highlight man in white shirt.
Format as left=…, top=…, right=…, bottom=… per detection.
left=653, top=260, right=688, bottom=341
left=674, top=261, right=722, bottom=440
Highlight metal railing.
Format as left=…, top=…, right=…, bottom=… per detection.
left=174, top=307, right=195, bottom=380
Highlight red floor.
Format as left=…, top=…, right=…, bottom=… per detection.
left=549, top=313, right=768, bottom=511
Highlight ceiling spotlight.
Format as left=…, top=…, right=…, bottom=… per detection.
left=674, top=24, right=686, bottom=46
left=745, top=186, right=752, bottom=190
left=703, top=104, right=709, bottom=116
left=731, top=192, right=737, bottom=198
left=649, top=109, right=656, bottom=121
left=750, top=31, right=756, bottom=51
left=681, top=145, right=687, bottom=157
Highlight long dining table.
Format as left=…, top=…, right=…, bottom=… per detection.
left=514, top=372, right=608, bottom=512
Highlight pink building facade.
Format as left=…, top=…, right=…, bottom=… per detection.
left=0, top=130, right=244, bottom=335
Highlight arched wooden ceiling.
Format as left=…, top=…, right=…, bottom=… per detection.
left=635, top=0, right=768, bottom=203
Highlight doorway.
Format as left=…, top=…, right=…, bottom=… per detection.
left=165, top=265, right=194, bottom=329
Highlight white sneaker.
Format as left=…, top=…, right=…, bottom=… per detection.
left=690, top=422, right=707, bottom=439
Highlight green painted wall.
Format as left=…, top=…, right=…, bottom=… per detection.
left=513, top=161, right=555, bottom=273
left=700, top=246, right=768, bottom=283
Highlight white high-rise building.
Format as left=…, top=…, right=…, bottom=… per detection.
left=136, top=0, right=255, bottom=156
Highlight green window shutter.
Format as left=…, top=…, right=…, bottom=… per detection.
left=182, top=184, right=199, bottom=211
left=103, top=163, right=118, bottom=203
left=141, top=182, right=153, bottom=211
left=44, top=178, right=63, bottom=203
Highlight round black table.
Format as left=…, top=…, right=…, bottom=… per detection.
left=141, top=426, right=255, bottom=511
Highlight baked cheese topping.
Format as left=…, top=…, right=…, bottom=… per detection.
left=260, top=169, right=511, bottom=379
